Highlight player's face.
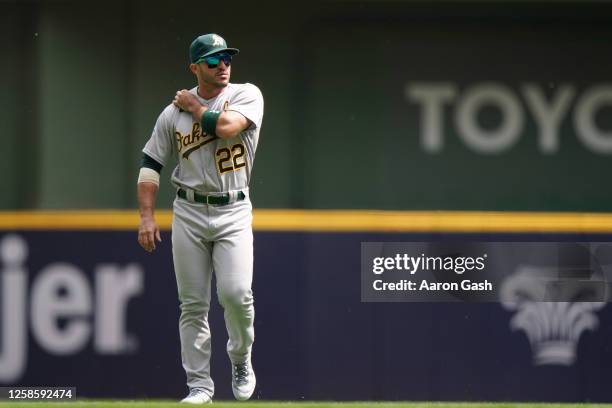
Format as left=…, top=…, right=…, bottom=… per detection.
left=192, top=54, right=232, bottom=89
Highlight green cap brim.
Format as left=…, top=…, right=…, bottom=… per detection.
left=194, top=48, right=240, bottom=64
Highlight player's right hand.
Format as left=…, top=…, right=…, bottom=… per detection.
left=138, top=217, right=162, bottom=253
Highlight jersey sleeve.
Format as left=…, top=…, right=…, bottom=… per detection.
left=142, top=104, right=176, bottom=167
left=226, top=83, right=264, bottom=130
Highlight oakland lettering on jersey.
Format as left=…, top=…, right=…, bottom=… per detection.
left=175, top=123, right=216, bottom=159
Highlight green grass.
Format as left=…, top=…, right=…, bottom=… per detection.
left=1, top=402, right=612, bottom=408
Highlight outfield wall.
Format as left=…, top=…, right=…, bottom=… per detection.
left=1, top=212, right=612, bottom=401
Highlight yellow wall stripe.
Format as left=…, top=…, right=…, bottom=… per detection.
left=0, top=210, right=612, bottom=233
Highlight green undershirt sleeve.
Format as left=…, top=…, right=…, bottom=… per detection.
left=141, top=153, right=163, bottom=173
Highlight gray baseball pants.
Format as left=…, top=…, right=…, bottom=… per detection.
left=171, top=195, right=254, bottom=397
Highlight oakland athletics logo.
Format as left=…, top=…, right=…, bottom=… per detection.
left=212, top=34, right=224, bottom=47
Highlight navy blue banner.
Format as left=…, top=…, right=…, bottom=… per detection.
left=1, top=231, right=612, bottom=401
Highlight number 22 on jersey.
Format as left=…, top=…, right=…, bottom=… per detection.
left=216, top=143, right=246, bottom=174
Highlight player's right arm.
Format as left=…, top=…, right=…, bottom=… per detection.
left=137, top=105, right=176, bottom=252
left=137, top=154, right=162, bottom=252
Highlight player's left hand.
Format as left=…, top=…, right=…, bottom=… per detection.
left=173, top=89, right=203, bottom=114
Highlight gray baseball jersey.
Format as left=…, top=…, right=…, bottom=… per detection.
left=143, top=83, right=264, bottom=193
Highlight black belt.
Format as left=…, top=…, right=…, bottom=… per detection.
left=177, top=188, right=245, bottom=205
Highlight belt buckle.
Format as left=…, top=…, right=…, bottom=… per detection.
left=205, top=195, right=211, bottom=205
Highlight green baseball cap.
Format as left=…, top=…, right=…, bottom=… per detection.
left=190, top=33, right=239, bottom=64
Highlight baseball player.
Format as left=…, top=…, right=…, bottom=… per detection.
left=137, top=33, right=264, bottom=404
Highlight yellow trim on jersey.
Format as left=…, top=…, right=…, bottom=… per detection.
left=1, top=210, right=612, bottom=233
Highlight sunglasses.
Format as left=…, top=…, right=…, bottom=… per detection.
left=201, top=53, right=232, bottom=68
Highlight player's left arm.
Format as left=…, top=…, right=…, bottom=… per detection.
left=214, top=110, right=251, bottom=139
left=173, top=90, right=251, bottom=139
